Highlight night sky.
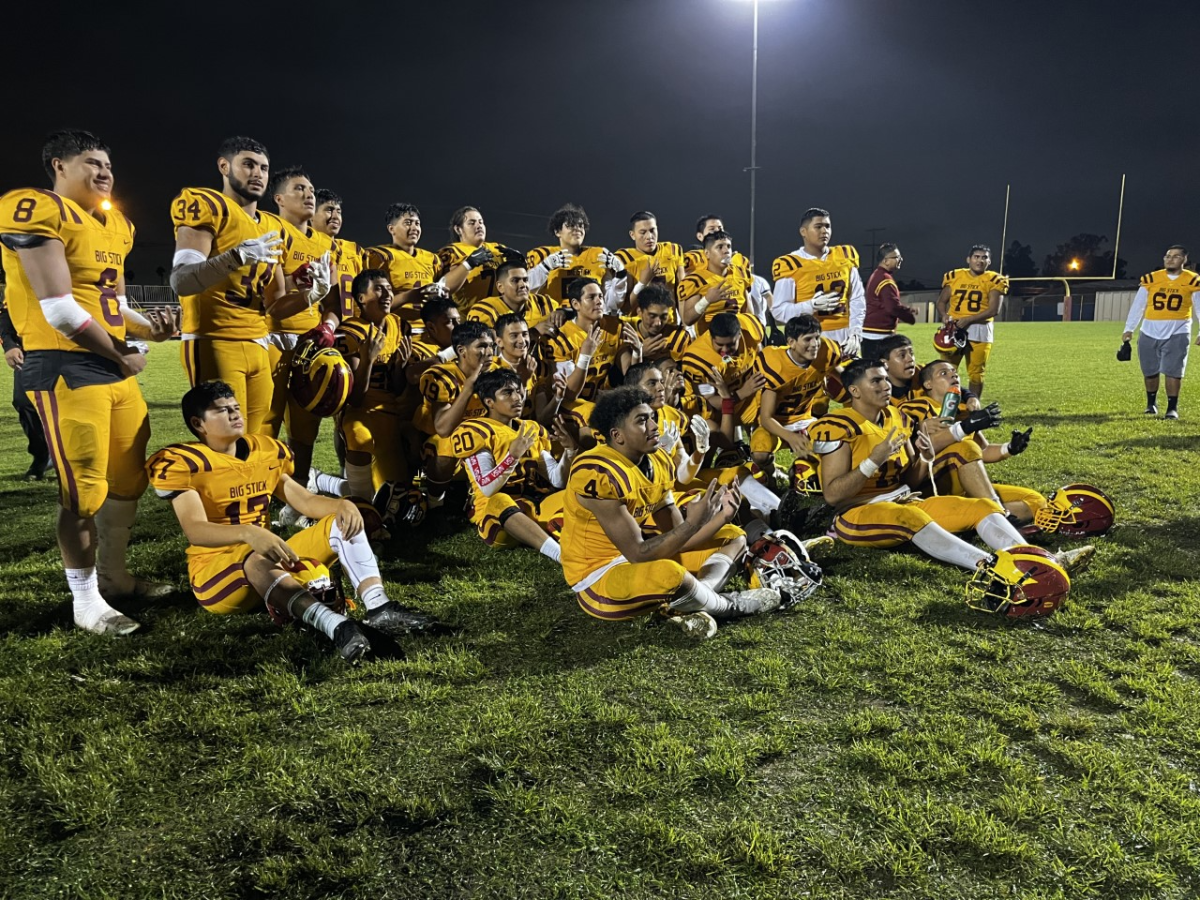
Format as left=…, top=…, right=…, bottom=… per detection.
left=3, top=0, right=1192, bottom=286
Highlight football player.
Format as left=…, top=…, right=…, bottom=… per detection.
left=170, top=136, right=312, bottom=434
left=862, top=244, right=916, bottom=352
left=526, top=203, right=624, bottom=307
left=467, top=261, right=560, bottom=337
left=312, top=188, right=363, bottom=324
left=614, top=211, right=686, bottom=313
left=560, top=387, right=779, bottom=634
left=752, top=314, right=845, bottom=482
left=617, top=282, right=692, bottom=374
left=1, top=283, right=52, bottom=480
left=490, top=313, right=553, bottom=423
left=1121, top=245, right=1200, bottom=419
left=935, top=244, right=1009, bottom=399
left=451, top=368, right=572, bottom=557
left=416, top=320, right=495, bottom=506
left=0, top=130, right=177, bottom=633
left=623, top=362, right=713, bottom=485
left=263, top=166, right=337, bottom=525
left=683, top=215, right=752, bottom=275
left=147, top=381, right=438, bottom=661
left=810, top=360, right=1092, bottom=575
left=545, top=278, right=627, bottom=406
left=365, top=203, right=444, bottom=335
left=680, top=312, right=767, bottom=441
left=770, top=207, right=865, bottom=356
left=677, top=230, right=753, bottom=334
left=435, top=206, right=518, bottom=313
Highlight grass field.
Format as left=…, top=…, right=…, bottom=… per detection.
left=2, top=322, right=1199, bottom=900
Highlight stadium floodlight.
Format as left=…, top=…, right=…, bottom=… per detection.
left=1068, top=259, right=1081, bottom=271
left=100, top=200, right=113, bottom=211
left=729, top=0, right=791, bottom=269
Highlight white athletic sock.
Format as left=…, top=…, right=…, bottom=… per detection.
left=739, top=475, right=780, bottom=515
left=312, top=468, right=350, bottom=497
left=670, top=579, right=734, bottom=616
left=66, top=566, right=122, bottom=628
left=296, top=595, right=349, bottom=640
left=329, top=520, right=382, bottom=593
left=910, top=523, right=991, bottom=571
left=975, top=513, right=1025, bottom=552
left=94, top=498, right=136, bottom=589
left=539, top=537, right=562, bottom=563
left=697, top=552, right=735, bottom=590
left=359, top=582, right=388, bottom=610
left=345, top=463, right=374, bottom=501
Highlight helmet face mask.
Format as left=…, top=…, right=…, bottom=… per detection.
left=1031, top=483, right=1114, bottom=537
left=747, top=529, right=823, bottom=608
left=965, top=545, right=1070, bottom=619
left=933, top=324, right=969, bottom=353
left=789, top=458, right=822, bottom=495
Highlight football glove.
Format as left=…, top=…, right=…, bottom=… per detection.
left=841, top=334, right=861, bottom=358
left=234, top=231, right=283, bottom=265
left=962, top=402, right=1002, bottom=435
left=463, top=246, right=496, bottom=270
left=811, top=291, right=841, bottom=313
left=1008, top=427, right=1033, bottom=455
left=298, top=322, right=336, bottom=350
left=659, top=424, right=681, bottom=455
left=599, top=249, right=625, bottom=273
left=1116, top=341, right=1132, bottom=362
left=499, top=246, right=526, bottom=266
left=305, top=252, right=333, bottom=305
left=690, top=415, right=711, bottom=454
left=540, top=250, right=569, bottom=270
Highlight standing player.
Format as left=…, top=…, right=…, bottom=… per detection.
left=770, top=207, right=864, bottom=356
left=615, top=211, right=686, bottom=313
left=451, top=368, right=571, bottom=558
left=863, top=244, right=916, bottom=351
left=435, top=206, right=518, bottom=314
left=935, top=244, right=1009, bottom=399
left=365, top=203, right=445, bottom=335
left=0, top=130, right=176, bottom=633
left=677, top=230, right=753, bottom=333
left=560, top=387, right=779, bottom=633
left=312, top=188, right=363, bottom=324
left=526, top=203, right=623, bottom=306
left=263, top=167, right=335, bottom=526
left=170, top=136, right=308, bottom=433
left=147, top=381, right=438, bottom=661
left=1122, top=245, right=1200, bottom=419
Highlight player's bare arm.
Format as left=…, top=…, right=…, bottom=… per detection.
left=169, top=489, right=297, bottom=564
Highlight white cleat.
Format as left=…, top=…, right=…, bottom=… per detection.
left=1054, top=545, right=1096, bottom=576
left=801, top=535, right=835, bottom=558
left=98, top=576, right=175, bottom=602
left=75, top=603, right=141, bottom=636
left=666, top=611, right=719, bottom=640
left=722, top=588, right=782, bottom=616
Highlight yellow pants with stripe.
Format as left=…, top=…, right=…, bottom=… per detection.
left=263, top=344, right=321, bottom=445
left=180, top=339, right=273, bottom=434
left=473, top=491, right=565, bottom=547
left=833, top=496, right=1003, bottom=548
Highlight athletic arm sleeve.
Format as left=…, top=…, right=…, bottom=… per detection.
left=465, top=450, right=519, bottom=498
left=1123, top=286, right=1148, bottom=333
left=169, top=247, right=243, bottom=295
left=847, top=268, right=866, bottom=336
left=542, top=450, right=569, bottom=488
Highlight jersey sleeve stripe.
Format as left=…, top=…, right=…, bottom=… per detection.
left=30, top=189, right=68, bottom=222
left=173, top=443, right=214, bottom=472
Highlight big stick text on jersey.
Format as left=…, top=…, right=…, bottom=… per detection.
left=1139, top=268, right=1200, bottom=321
left=772, top=246, right=860, bottom=332
left=941, top=268, right=1009, bottom=323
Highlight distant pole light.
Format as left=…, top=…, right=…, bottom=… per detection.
left=100, top=199, right=113, bottom=211
left=1068, top=258, right=1081, bottom=271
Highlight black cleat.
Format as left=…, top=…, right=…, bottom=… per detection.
left=363, top=600, right=441, bottom=636
left=333, top=620, right=371, bottom=664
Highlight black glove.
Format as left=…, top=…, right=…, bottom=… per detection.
left=961, top=402, right=1002, bottom=435
left=464, top=246, right=495, bottom=270
left=1008, top=426, right=1032, bottom=455
left=499, top=246, right=526, bottom=266
left=1117, top=341, right=1132, bottom=362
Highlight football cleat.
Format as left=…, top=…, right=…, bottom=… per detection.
left=965, top=545, right=1070, bottom=620
left=1166, top=409, right=1180, bottom=420
left=75, top=604, right=141, bottom=635
left=1144, top=405, right=1158, bottom=415
left=1053, top=544, right=1095, bottom=576
left=722, top=588, right=782, bottom=616
left=666, top=611, right=719, bottom=640
left=332, top=620, right=371, bottom=664
left=746, top=529, right=824, bottom=608
left=363, top=600, right=440, bottom=636
left=290, top=345, right=352, bottom=418
left=1032, top=484, right=1114, bottom=537
left=97, top=576, right=176, bottom=602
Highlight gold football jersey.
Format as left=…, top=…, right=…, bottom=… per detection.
left=437, top=241, right=513, bottom=313
left=331, top=237, right=364, bottom=322
left=267, top=217, right=335, bottom=334
left=416, top=361, right=488, bottom=434
left=146, top=434, right=293, bottom=557
left=1139, top=269, right=1200, bottom=321
left=772, top=245, right=860, bottom=332
left=941, top=268, right=1009, bottom=322
left=676, top=263, right=753, bottom=333
left=0, top=188, right=133, bottom=352
left=467, top=293, right=557, bottom=331
left=365, top=244, right=439, bottom=330
left=615, top=242, right=685, bottom=291
left=526, top=245, right=610, bottom=306
left=337, top=313, right=407, bottom=412
left=680, top=313, right=765, bottom=392
left=451, top=417, right=555, bottom=520
left=544, top=319, right=622, bottom=402
left=755, top=337, right=844, bottom=422
left=170, top=187, right=282, bottom=339
left=810, top=406, right=913, bottom=502
left=561, top=445, right=676, bottom=584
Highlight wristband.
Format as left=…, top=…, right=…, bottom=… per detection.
left=631, top=282, right=645, bottom=297
left=721, top=398, right=735, bottom=415
left=693, top=296, right=711, bottom=315
left=576, top=353, right=593, bottom=370
left=949, top=422, right=966, bottom=442
left=437, top=346, right=457, bottom=362
left=858, top=459, right=880, bottom=478
left=1000, top=443, right=1011, bottom=459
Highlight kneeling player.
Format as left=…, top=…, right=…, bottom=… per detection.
left=812, top=360, right=1092, bottom=577
left=147, top=381, right=438, bottom=661
left=561, top=387, right=781, bottom=636
left=452, top=369, right=572, bottom=558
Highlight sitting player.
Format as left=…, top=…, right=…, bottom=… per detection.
left=545, top=277, right=626, bottom=406
left=752, top=313, right=845, bottom=484
left=467, top=260, right=559, bottom=337
left=490, top=313, right=557, bottom=424
left=617, top=282, right=692, bottom=374
left=677, top=230, right=753, bottom=334
left=147, top=381, right=438, bottom=661
left=900, top=360, right=1044, bottom=525
left=435, top=206, right=519, bottom=313
left=680, top=312, right=767, bottom=447
left=451, top=369, right=572, bottom=558
left=561, top=387, right=780, bottom=636
left=416, top=320, right=495, bottom=506
left=811, top=360, right=1092, bottom=578
left=624, top=362, right=711, bottom=484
